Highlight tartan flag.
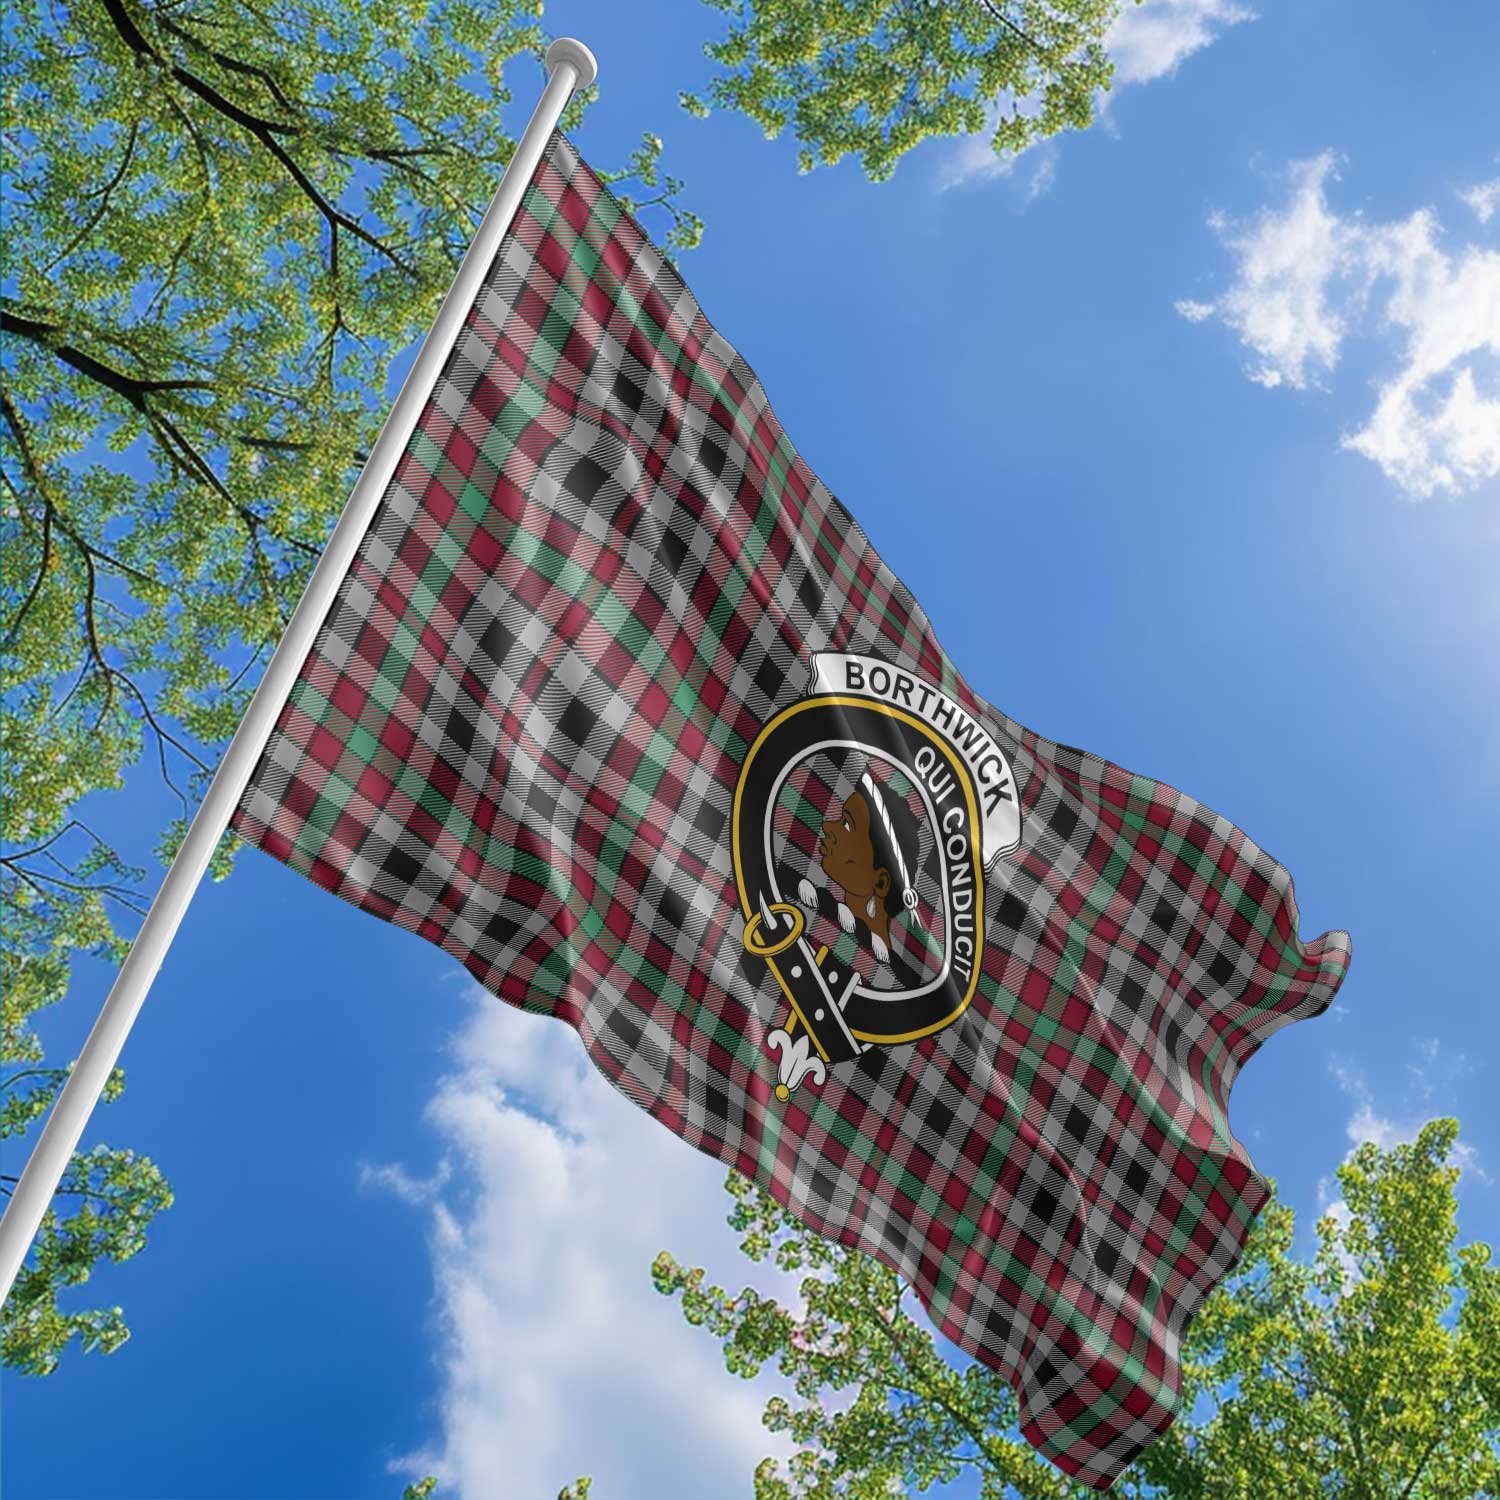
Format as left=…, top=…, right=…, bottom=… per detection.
left=231, top=130, right=1351, bottom=1488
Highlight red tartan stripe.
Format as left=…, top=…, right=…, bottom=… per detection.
left=231, top=130, right=1351, bottom=1490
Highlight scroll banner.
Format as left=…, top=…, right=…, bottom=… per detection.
left=806, top=652, right=1022, bottom=867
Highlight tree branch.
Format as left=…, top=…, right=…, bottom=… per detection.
left=42, top=120, right=141, bottom=273
left=976, top=0, right=1048, bottom=61
left=96, top=0, right=414, bottom=275
left=1396, top=1428, right=1444, bottom=1500
left=2, top=480, right=54, bottom=648
left=0, top=858, right=150, bottom=917
left=1, top=1068, right=68, bottom=1093
left=2, top=306, right=217, bottom=405
left=156, top=12, right=298, bottom=114
left=867, top=1296, right=1010, bottom=1467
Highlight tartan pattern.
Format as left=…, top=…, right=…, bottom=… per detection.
left=232, top=131, right=1351, bottom=1489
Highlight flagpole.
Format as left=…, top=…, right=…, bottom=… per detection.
left=0, top=38, right=598, bottom=1306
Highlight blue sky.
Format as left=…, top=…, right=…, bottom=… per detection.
left=6, top=1, right=1499, bottom=1496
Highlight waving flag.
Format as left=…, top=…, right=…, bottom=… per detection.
left=230, top=130, right=1351, bottom=1488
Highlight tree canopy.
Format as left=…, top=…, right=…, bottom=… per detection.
left=654, top=1118, right=1500, bottom=1497
left=683, top=0, right=1125, bottom=181
left=1, top=0, right=696, bottom=1374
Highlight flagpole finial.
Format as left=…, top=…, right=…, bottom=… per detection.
left=546, top=38, right=598, bottom=90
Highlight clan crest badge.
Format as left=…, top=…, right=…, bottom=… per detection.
left=732, top=653, right=1022, bottom=1099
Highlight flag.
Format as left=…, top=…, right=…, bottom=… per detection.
left=231, top=130, right=1351, bottom=1489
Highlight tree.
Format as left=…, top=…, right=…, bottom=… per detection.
left=2, top=785, right=173, bottom=1374
left=681, top=0, right=1125, bottom=182
left=2, top=0, right=696, bottom=1373
left=396, top=1474, right=591, bottom=1497
left=653, top=1118, right=1500, bottom=1498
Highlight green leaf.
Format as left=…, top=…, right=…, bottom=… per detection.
left=681, top=0, right=1121, bottom=182
left=658, top=1124, right=1500, bottom=1498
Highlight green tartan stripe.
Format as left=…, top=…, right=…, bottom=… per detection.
left=228, top=130, right=1352, bottom=1491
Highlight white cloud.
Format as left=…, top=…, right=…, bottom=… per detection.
left=373, top=986, right=798, bottom=1500
left=937, top=91, right=1056, bottom=195
left=1344, top=210, right=1500, bottom=495
left=939, top=0, right=1253, bottom=191
left=1181, top=155, right=1500, bottom=498
left=1105, top=0, right=1256, bottom=87
left=1460, top=179, right=1500, bottom=225
left=1175, top=297, right=1216, bottom=323
left=1020, top=144, right=1060, bottom=203
left=1185, top=154, right=1362, bottom=390
left=1327, top=1051, right=1490, bottom=1184
left=358, top=1158, right=451, bottom=1206
left=938, top=126, right=1061, bottom=197
left=1403, top=1036, right=1475, bottom=1104
left=1315, top=1048, right=1489, bottom=1287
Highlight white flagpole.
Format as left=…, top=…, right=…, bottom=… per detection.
left=0, top=37, right=598, bottom=1305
